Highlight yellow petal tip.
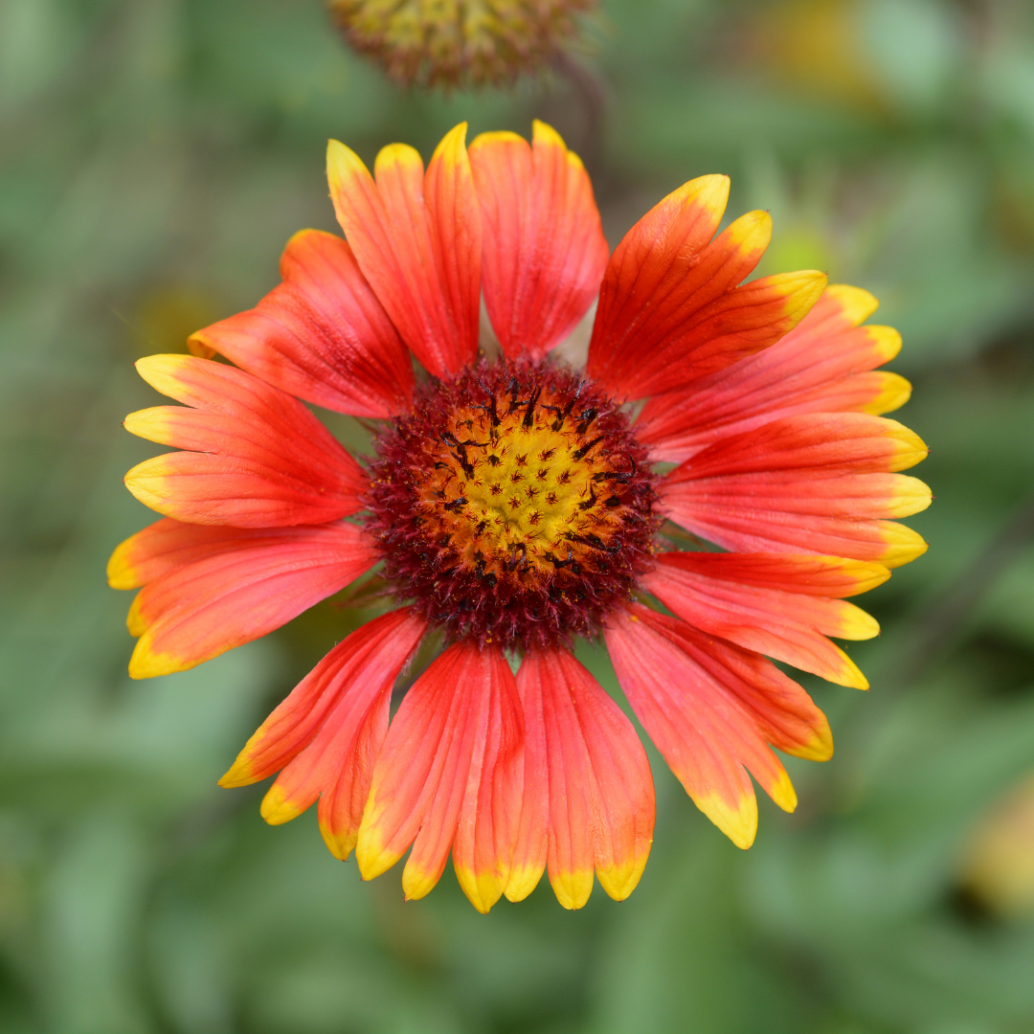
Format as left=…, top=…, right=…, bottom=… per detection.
left=597, top=854, right=650, bottom=902
left=878, top=524, right=929, bottom=568
left=454, top=864, right=506, bottom=914
left=217, top=756, right=255, bottom=789
left=260, top=783, right=304, bottom=826
left=769, top=768, right=798, bottom=814
left=355, top=820, right=403, bottom=882
left=865, top=372, right=912, bottom=416
left=319, top=823, right=358, bottom=862
left=532, top=119, right=565, bottom=150
left=825, top=284, right=880, bottom=325
left=548, top=868, right=594, bottom=911
left=865, top=325, right=903, bottom=362
left=123, top=407, right=172, bottom=445
left=128, top=638, right=186, bottom=679
left=696, top=788, right=758, bottom=849
left=375, top=142, right=424, bottom=179
left=504, top=863, right=545, bottom=903
left=402, top=860, right=446, bottom=904
left=107, top=540, right=139, bottom=590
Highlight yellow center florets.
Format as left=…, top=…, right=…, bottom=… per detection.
left=417, top=386, right=629, bottom=586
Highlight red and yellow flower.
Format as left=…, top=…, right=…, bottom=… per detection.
left=110, top=121, right=929, bottom=912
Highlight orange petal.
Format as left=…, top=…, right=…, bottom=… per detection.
left=504, top=645, right=550, bottom=904
left=643, top=553, right=883, bottom=688
left=587, top=173, right=827, bottom=399
left=220, top=608, right=426, bottom=786
left=606, top=606, right=803, bottom=848
left=108, top=517, right=284, bottom=590
left=220, top=610, right=427, bottom=863
left=327, top=124, right=481, bottom=379
left=666, top=621, right=833, bottom=763
left=189, top=229, right=413, bottom=418
left=469, top=121, right=609, bottom=359
left=356, top=642, right=523, bottom=913
left=513, top=647, right=655, bottom=909
left=124, top=355, right=365, bottom=527
left=127, top=521, right=377, bottom=678
left=638, top=283, right=907, bottom=463
left=659, top=413, right=931, bottom=567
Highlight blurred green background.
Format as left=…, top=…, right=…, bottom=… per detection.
left=3, top=0, right=1034, bottom=1031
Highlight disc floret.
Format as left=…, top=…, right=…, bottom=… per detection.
left=364, top=359, right=658, bottom=648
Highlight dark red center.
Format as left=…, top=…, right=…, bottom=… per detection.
left=363, top=358, right=659, bottom=649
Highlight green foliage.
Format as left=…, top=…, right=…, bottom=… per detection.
left=1, top=0, right=1033, bottom=1031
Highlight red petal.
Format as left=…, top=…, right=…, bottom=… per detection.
left=108, top=517, right=277, bottom=590
left=506, top=648, right=654, bottom=909
left=124, top=355, right=365, bottom=527
left=651, top=551, right=892, bottom=597
left=127, top=521, right=377, bottom=678
left=356, top=642, right=523, bottom=913
left=217, top=610, right=426, bottom=862
left=659, top=413, right=931, bottom=567
left=643, top=552, right=884, bottom=688
left=469, top=121, right=609, bottom=360
left=586, top=175, right=826, bottom=399
left=638, top=284, right=908, bottom=462
left=504, top=649, right=550, bottom=903
left=327, top=124, right=481, bottom=379
left=220, top=608, right=425, bottom=785
left=658, top=616, right=833, bottom=763
left=605, top=606, right=804, bottom=848
left=189, top=230, right=413, bottom=418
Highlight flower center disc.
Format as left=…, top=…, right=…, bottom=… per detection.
left=365, top=359, right=658, bottom=648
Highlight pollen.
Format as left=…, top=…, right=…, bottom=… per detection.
left=364, top=358, right=659, bottom=648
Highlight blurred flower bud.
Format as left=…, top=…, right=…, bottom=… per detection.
left=960, top=771, right=1034, bottom=919
left=329, top=0, right=596, bottom=89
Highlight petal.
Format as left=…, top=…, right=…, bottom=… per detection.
left=108, top=517, right=278, bottom=590
left=356, top=642, right=523, bottom=914
left=504, top=649, right=550, bottom=904
left=189, top=229, right=413, bottom=418
left=507, top=648, right=655, bottom=909
left=469, top=121, right=609, bottom=359
left=665, top=620, right=833, bottom=763
left=638, top=284, right=910, bottom=463
left=219, top=608, right=425, bottom=785
left=642, top=552, right=884, bottom=688
left=217, top=609, right=426, bottom=862
left=659, top=413, right=931, bottom=567
left=652, top=551, right=892, bottom=597
left=124, top=355, right=365, bottom=527
left=127, top=521, right=377, bottom=678
left=586, top=174, right=826, bottom=399
left=327, top=124, right=481, bottom=379
left=616, top=607, right=833, bottom=762
left=673, top=410, right=928, bottom=478
left=605, top=606, right=804, bottom=848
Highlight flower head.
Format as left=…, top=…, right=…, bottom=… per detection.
left=329, top=0, right=595, bottom=89
left=111, top=121, right=930, bottom=912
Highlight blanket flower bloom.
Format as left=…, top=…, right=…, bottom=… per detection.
left=330, top=0, right=595, bottom=89
left=110, top=121, right=930, bottom=912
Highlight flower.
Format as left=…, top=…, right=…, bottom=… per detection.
left=110, top=121, right=930, bottom=912
left=960, top=770, right=1034, bottom=918
left=329, top=0, right=595, bottom=89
